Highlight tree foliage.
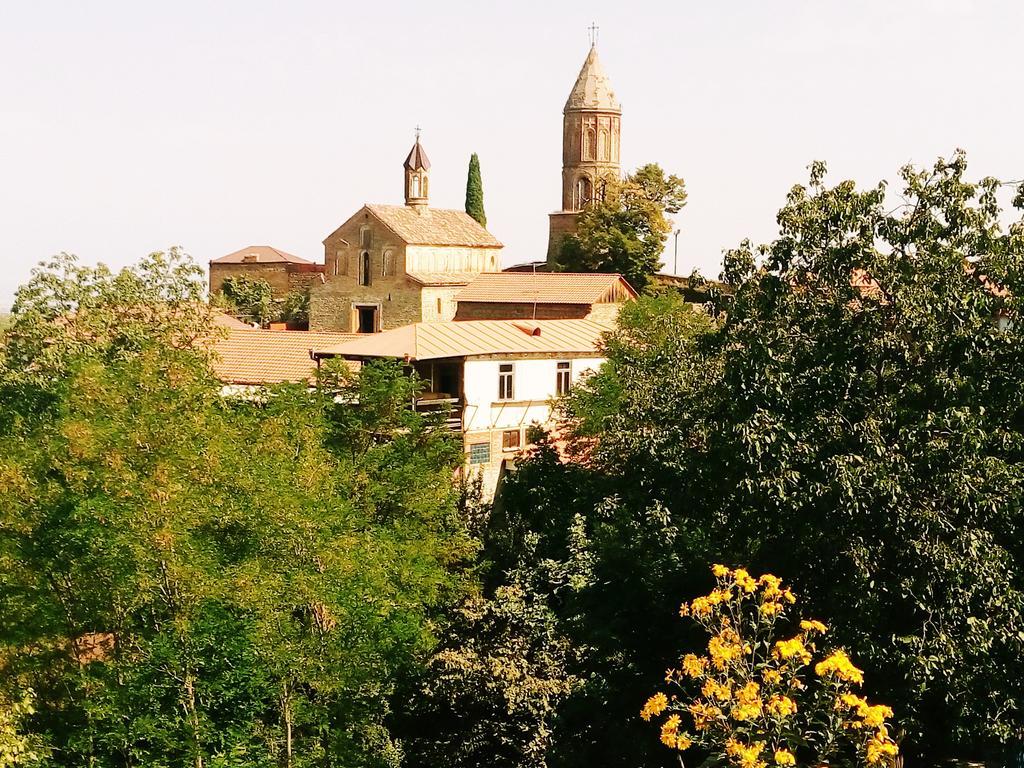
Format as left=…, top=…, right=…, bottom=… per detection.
left=465, top=153, right=487, bottom=228
left=0, top=252, right=473, bottom=767
left=491, top=153, right=1024, bottom=766
left=556, top=163, right=686, bottom=290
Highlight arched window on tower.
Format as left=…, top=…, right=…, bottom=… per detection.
left=576, top=176, right=593, bottom=209
left=583, top=126, right=596, bottom=161
left=411, top=175, right=420, bottom=198
left=598, top=129, right=608, bottom=161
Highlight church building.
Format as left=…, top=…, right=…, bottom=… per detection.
left=547, top=43, right=622, bottom=264
left=309, top=138, right=503, bottom=333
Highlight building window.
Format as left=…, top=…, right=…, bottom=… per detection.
left=502, top=429, right=521, bottom=451
left=360, top=226, right=372, bottom=249
left=382, top=249, right=393, bottom=277
left=598, top=129, right=607, bottom=160
left=360, top=251, right=371, bottom=286
left=469, top=442, right=490, bottom=464
left=576, top=177, right=593, bottom=208
left=497, top=363, right=514, bottom=400
left=411, top=175, right=420, bottom=198
left=355, top=304, right=378, bottom=333
left=436, top=297, right=443, bottom=315
left=556, top=361, right=572, bottom=396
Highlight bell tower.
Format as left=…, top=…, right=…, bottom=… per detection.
left=547, top=37, right=621, bottom=263
left=404, top=130, right=430, bottom=208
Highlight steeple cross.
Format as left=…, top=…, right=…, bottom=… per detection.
left=415, top=124, right=422, bottom=141
left=588, top=22, right=599, bottom=46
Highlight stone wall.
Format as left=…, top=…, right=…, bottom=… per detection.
left=209, top=263, right=325, bottom=299
left=420, top=286, right=463, bottom=322
left=546, top=211, right=580, bottom=264
left=309, top=277, right=424, bottom=332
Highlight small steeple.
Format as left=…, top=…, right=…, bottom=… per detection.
left=564, top=44, right=620, bottom=113
left=404, top=129, right=430, bottom=207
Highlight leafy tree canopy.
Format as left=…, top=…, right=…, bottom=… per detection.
left=556, top=163, right=686, bottom=291
left=493, top=152, right=1024, bottom=766
left=0, top=251, right=474, bottom=767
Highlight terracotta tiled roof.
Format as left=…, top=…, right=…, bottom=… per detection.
left=456, top=272, right=636, bottom=304
left=211, top=328, right=359, bottom=385
left=565, top=45, right=620, bottom=112
left=314, top=319, right=610, bottom=362
left=407, top=271, right=481, bottom=286
left=365, top=205, right=502, bottom=248
left=211, top=245, right=313, bottom=265
left=213, top=311, right=256, bottom=330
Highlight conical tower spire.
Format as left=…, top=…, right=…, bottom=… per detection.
left=564, top=44, right=620, bottom=113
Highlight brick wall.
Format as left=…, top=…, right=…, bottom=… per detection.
left=546, top=211, right=580, bottom=264
left=209, top=262, right=325, bottom=299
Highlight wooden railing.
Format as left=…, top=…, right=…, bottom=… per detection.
left=413, top=396, right=463, bottom=432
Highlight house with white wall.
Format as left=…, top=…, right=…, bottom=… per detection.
left=312, top=318, right=609, bottom=496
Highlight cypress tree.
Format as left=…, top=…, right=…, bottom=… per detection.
left=465, top=153, right=487, bottom=227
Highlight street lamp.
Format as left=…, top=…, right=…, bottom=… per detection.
left=673, top=229, right=681, bottom=276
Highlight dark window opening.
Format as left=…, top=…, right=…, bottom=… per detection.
left=356, top=305, right=378, bottom=334
left=360, top=251, right=371, bottom=286
left=502, top=429, right=521, bottom=451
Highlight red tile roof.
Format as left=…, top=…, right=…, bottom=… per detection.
left=210, top=245, right=314, bottom=265
left=211, top=328, right=359, bottom=385
left=364, top=205, right=502, bottom=248
left=456, top=272, right=636, bottom=304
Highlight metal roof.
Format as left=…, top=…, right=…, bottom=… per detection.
left=455, top=272, right=636, bottom=304
left=313, top=319, right=611, bottom=362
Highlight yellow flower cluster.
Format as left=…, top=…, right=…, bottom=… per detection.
left=641, top=692, right=668, bottom=722
left=766, top=694, right=797, bottom=719
left=702, top=679, right=733, bottom=702
left=730, top=682, right=762, bottom=722
left=688, top=701, right=723, bottom=730
left=815, top=650, right=865, bottom=685
left=681, top=653, right=707, bottom=678
left=866, top=734, right=899, bottom=765
left=708, top=626, right=746, bottom=670
left=772, top=636, right=811, bottom=665
left=726, top=738, right=767, bottom=768
left=800, top=619, right=827, bottom=633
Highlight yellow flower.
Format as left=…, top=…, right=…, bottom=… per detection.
left=772, top=636, right=811, bottom=665
left=709, top=627, right=746, bottom=669
left=733, top=568, right=757, bottom=593
left=815, top=650, right=864, bottom=685
left=866, top=735, right=899, bottom=765
left=702, top=679, right=733, bottom=702
left=681, top=653, right=707, bottom=678
left=760, top=601, right=784, bottom=617
left=780, top=588, right=796, bottom=604
left=840, top=693, right=868, bottom=710
left=712, top=563, right=731, bottom=578
left=691, top=596, right=712, bottom=617
left=641, top=692, right=669, bottom=721
left=774, top=748, right=796, bottom=766
left=800, top=619, right=827, bottom=634
left=675, top=734, right=693, bottom=751
left=766, top=694, right=797, bottom=718
left=688, top=701, right=723, bottom=730
left=730, top=681, right=762, bottom=721
left=679, top=601, right=690, bottom=617
left=726, top=738, right=767, bottom=768
left=660, top=714, right=681, bottom=748
left=761, top=668, right=783, bottom=685
left=862, top=704, right=893, bottom=729
left=759, top=573, right=782, bottom=593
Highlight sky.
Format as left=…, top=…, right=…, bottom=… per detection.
left=1, top=0, right=1023, bottom=310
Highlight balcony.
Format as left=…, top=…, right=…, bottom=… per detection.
left=413, top=394, right=463, bottom=432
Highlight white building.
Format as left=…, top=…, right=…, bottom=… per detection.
left=313, top=318, right=609, bottom=497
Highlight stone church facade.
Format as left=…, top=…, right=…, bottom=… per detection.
left=547, top=44, right=622, bottom=263
left=309, top=139, right=503, bottom=333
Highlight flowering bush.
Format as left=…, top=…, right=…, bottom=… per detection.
left=641, top=565, right=899, bottom=768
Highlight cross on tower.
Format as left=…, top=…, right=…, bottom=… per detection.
left=414, top=124, right=422, bottom=141
left=588, top=22, right=599, bottom=46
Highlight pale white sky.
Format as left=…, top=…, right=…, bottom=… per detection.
left=2, top=0, right=1022, bottom=309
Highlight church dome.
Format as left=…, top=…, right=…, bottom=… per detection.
left=564, top=44, right=620, bottom=113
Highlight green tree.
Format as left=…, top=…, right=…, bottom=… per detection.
left=218, top=274, right=276, bottom=325
left=556, top=163, right=686, bottom=290
left=0, top=252, right=474, bottom=767
left=465, top=153, right=487, bottom=227
left=495, top=153, right=1024, bottom=766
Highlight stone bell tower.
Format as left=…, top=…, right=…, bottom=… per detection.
left=404, top=132, right=430, bottom=208
left=547, top=41, right=622, bottom=264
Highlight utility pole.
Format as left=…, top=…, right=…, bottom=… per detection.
left=673, top=229, right=681, bottom=275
